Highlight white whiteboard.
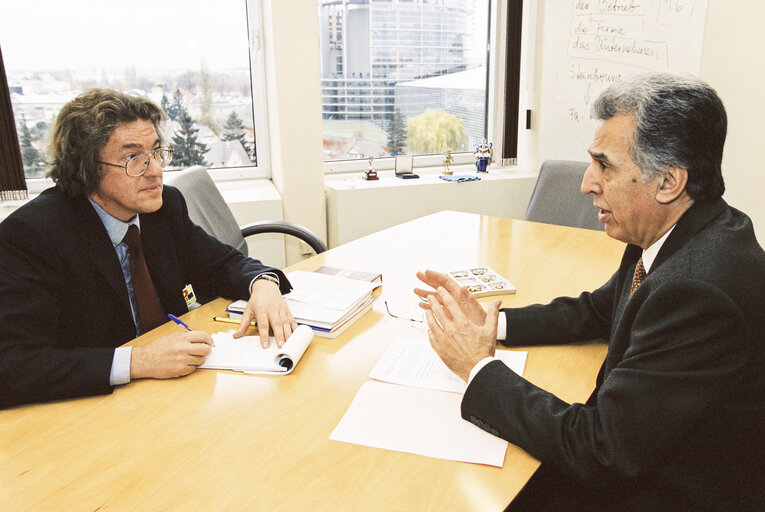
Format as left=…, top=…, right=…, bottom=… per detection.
left=537, top=0, right=709, bottom=162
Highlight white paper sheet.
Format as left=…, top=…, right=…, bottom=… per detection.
left=200, top=324, right=314, bottom=374
left=330, top=380, right=508, bottom=467
left=369, top=337, right=527, bottom=393
left=284, top=271, right=380, bottom=311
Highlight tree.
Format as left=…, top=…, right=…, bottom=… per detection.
left=222, top=111, right=253, bottom=160
left=170, top=108, right=209, bottom=167
left=406, top=109, right=468, bottom=154
left=198, top=61, right=220, bottom=135
left=164, top=89, right=184, bottom=122
left=19, top=117, right=43, bottom=177
left=387, top=108, right=407, bottom=156
left=160, top=93, right=171, bottom=118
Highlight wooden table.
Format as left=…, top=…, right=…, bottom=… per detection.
left=0, top=211, right=625, bottom=511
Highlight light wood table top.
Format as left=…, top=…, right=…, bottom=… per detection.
left=0, top=211, right=625, bottom=511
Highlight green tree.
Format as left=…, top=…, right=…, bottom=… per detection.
left=222, top=111, right=253, bottom=159
left=160, top=93, right=171, bottom=118
left=170, top=109, right=208, bottom=167
left=387, top=108, right=407, bottom=156
left=406, top=109, right=468, bottom=154
left=19, top=117, right=43, bottom=176
left=164, top=89, right=184, bottom=122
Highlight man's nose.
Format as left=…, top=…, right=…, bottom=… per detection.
left=581, top=163, right=599, bottom=195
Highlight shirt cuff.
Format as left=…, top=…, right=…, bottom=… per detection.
left=468, top=356, right=498, bottom=385
left=496, top=310, right=507, bottom=341
left=110, top=346, right=132, bottom=386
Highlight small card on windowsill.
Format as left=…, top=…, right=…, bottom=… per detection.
left=447, top=266, right=516, bottom=297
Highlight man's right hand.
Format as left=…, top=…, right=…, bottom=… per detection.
left=130, top=331, right=213, bottom=379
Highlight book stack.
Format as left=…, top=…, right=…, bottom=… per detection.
left=227, top=268, right=382, bottom=338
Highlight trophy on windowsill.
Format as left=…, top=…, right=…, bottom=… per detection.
left=442, top=150, right=454, bottom=175
left=363, top=155, right=379, bottom=181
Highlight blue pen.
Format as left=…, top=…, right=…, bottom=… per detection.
left=167, top=313, right=193, bottom=331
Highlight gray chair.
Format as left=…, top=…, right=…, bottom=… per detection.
left=524, top=160, right=603, bottom=231
left=164, top=166, right=327, bottom=256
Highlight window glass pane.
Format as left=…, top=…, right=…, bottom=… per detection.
left=318, top=0, right=489, bottom=162
left=0, top=0, right=258, bottom=179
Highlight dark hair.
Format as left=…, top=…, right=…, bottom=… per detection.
left=591, top=72, right=726, bottom=202
left=47, top=88, right=165, bottom=196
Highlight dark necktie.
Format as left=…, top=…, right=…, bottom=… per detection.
left=630, top=257, right=646, bottom=297
left=123, top=225, right=166, bottom=332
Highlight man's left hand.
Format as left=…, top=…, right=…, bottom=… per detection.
left=425, top=286, right=501, bottom=382
left=233, top=278, right=297, bottom=348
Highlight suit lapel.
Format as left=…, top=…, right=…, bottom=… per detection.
left=139, top=209, right=187, bottom=315
left=70, top=194, right=131, bottom=307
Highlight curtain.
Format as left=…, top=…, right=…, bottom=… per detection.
left=502, top=0, right=523, bottom=166
left=0, top=45, right=29, bottom=201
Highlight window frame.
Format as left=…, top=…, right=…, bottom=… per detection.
left=13, top=0, right=270, bottom=194
left=320, top=0, right=524, bottom=175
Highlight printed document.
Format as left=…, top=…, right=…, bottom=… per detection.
left=369, top=337, right=527, bottom=393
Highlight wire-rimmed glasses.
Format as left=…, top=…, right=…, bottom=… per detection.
left=98, top=147, right=174, bottom=176
left=384, top=300, right=426, bottom=329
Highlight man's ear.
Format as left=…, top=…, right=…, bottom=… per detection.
left=655, top=166, right=688, bottom=204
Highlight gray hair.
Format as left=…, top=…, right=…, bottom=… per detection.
left=48, top=88, right=165, bottom=196
left=591, top=72, right=726, bottom=202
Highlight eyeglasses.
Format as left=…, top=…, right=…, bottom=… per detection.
left=384, top=300, right=426, bottom=329
left=98, top=147, right=173, bottom=176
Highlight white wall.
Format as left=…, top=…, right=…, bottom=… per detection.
left=699, top=0, right=765, bottom=240
left=261, top=0, right=327, bottom=264
left=531, top=0, right=765, bottom=240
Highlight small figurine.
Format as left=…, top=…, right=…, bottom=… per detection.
left=363, top=154, right=379, bottom=181
left=443, top=150, right=454, bottom=175
left=473, top=138, right=493, bottom=173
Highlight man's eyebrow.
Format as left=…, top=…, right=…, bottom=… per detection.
left=589, top=151, right=610, bottom=163
left=120, top=139, right=161, bottom=150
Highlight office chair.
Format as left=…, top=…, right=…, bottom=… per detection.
left=164, top=166, right=327, bottom=256
left=523, top=160, right=603, bottom=231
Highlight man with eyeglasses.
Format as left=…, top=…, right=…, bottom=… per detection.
left=0, top=88, right=297, bottom=409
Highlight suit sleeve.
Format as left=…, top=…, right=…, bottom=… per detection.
left=462, top=279, right=750, bottom=481
left=161, top=187, right=291, bottom=304
left=0, top=215, right=114, bottom=409
left=499, top=271, right=617, bottom=346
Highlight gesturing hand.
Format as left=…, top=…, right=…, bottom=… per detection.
left=424, top=285, right=502, bottom=382
left=414, top=269, right=487, bottom=326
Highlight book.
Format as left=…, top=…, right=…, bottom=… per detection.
left=313, top=265, right=382, bottom=283
left=227, top=270, right=382, bottom=338
left=199, top=324, right=314, bottom=375
left=447, top=266, right=516, bottom=297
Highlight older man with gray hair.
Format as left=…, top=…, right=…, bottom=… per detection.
left=415, top=73, right=765, bottom=511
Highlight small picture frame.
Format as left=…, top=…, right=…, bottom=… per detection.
left=394, top=155, right=419, bottom=179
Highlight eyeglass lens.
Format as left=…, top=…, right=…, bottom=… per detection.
left=126, top=148, right=173, bottom=176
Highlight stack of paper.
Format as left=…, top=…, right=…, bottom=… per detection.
left=330, top=337, right=528, bottom=466
left=200, top=324, right=314, bottom=375
left=227, top=270, right=382, bottom=338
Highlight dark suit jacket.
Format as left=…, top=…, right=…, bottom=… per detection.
left=0, top=185, right=290, bottom=409
left=462, top=199, right=765, bottom=511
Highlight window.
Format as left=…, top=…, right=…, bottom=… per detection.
left=0, top=0, right=269, bottom=184
left=317, top=0, right=492, bottom=172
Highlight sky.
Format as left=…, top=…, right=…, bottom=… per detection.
left=0, top=0, right=251, bottom=72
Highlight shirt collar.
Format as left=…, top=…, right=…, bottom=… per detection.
left=87, top=198, right=140, bottom=247
left=641, top=224, right=676, bottom=273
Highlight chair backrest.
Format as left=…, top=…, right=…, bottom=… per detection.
left=163, top=166, right=249, bottom=255
left=524, top=160, right=603, bottom=231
